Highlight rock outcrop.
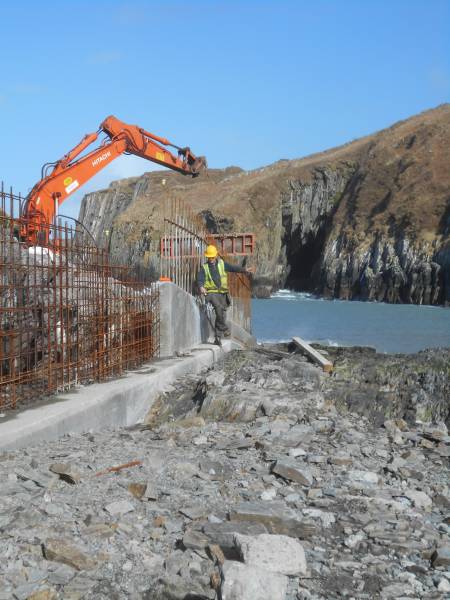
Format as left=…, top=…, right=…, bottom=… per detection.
left=79, top=104, right=450, bottom=304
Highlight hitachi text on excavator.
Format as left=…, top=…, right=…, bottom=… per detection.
left=21, top=116, right=207, bottom=245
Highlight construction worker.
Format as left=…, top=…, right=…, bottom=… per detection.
left=198, top=245, right=251, bottom=339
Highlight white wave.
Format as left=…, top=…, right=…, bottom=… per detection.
left=320, top=339, right=339, bottom=347
left=272, top=289, right=295, bottom=298
left=271, top=289, right=318, bottom=301
left=257, top=337, right=291, bottom=343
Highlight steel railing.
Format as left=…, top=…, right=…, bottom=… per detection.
left=160, top=196, right=208, bottom=294
left=159, top=196, right=253, bottom=332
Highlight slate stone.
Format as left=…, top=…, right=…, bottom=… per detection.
left=431, top=545, right=450, bottom=567
left=215, top=438, right=254, bottom=450
left=182, top=528, right=209, bottom=551
left=127, top=482, right=147, bottom=499
left=42, top=539, right=97, bottom=571
left=348, top=470, right=380, bottom=485
left=220, top=560, right=288, bottom=600
left=47, top=563, right=77, bottom=585
left=271, top=460, right=314, bottom=486
left=260, top=488, right=276, bottom=501
left=229, top=502, right=317, bottom=538
left=199, top=458, right=232, bottom=480
left=203, top=521, right=268, bottom=557
left=329, top=454, right=352, bottom=466
left=104, top=500, right=135, bottom=516
left=273, top=424, right=313, bottom=447
left=437, top=578, right=450, bottom=593
left=235, top=533, right=307, bottom=576
left=49, top=463, right=81, bottom=484
left=15, top=468, right=57, bottom=488
left=403, top=489, right=432, bottom=511
left=179, top=505, right=208, bottom=520
left=26, top=590, right=58, bottom=600
left=173, top=416, right=206, bottom=428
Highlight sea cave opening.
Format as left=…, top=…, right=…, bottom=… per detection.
left=285, top=229, right=327, bottom=292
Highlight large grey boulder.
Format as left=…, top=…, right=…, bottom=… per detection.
left=220, top=561, right=288, bottom=600
left=235, top=533, right=307, bottom=576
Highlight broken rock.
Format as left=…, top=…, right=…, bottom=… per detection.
left=104, top=500, right=135, bottom=516
left=437, top=578, right=450, bottom=593
left=49, top=463, right=81, bottom=485
left=229, top=502, right=317, bottom=538
left=26, top=590, right=58, bottom=600
left=272, top=459, right=314, bottom=486
left=43, top=539, right=96, bottom=571
left=235, top=533, right=307, bottom=576
left=403, top=489, right=433, bottom=511
left=127, top=482, right=147, bottom=499
left=203, top=520, right=268, bottom=555
left=182, top=529, right=209, bottom=551
left=431, top=545, right=450, bottom=567
left=348, top=469, right=380, bottom=485
left=220, top=560, right=288, bottom=600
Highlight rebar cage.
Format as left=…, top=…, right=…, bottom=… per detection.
left=0, top=184, right=160, bottom=411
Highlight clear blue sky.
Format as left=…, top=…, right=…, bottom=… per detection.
left=1, top=0, right=449, bottom=219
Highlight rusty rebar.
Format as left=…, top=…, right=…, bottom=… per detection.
left=159, top=196, right=252, bottom=332
left=0, top=184, right=160, bottom=412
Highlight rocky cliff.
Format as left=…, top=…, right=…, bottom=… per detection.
left=79, top=104, right=450, bottom=304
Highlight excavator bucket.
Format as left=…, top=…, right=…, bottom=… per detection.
left=178, top=148, right=207, bottom=176
left=190, top=155, right=207, bottom=176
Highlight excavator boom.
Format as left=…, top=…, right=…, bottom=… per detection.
left=21, top=116, right=206, bottom=244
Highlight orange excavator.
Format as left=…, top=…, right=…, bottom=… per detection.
left=21, top=115, right=207, bottom=244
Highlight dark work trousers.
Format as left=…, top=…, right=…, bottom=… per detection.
left=206, top=293, right=229, bottom=337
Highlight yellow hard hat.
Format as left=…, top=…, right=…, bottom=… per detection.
left=205, top=244, right=218, bottom=258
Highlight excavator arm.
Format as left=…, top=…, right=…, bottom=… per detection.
left=21, top=115, right=206, bottom=244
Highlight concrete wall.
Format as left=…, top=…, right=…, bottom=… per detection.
left=159, top=282, right=255, bottom=357
left=159, top=282, right=203, bottom=357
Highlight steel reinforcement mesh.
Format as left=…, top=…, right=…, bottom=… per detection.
left=0, top=185, right=159, bottom=411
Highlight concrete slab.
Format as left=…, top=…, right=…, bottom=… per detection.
left=0, top=341, right=240, bottom=451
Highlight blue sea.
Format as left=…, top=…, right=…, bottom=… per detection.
left=252, top=290, right=450, bottom=353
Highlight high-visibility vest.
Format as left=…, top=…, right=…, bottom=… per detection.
left=202, top=259, right=228, bottom=293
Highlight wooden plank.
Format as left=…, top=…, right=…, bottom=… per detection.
left=292, top=336, right=333, bottom=373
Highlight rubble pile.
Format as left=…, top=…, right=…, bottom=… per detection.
left=0, top=345, right=449, bottom=599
